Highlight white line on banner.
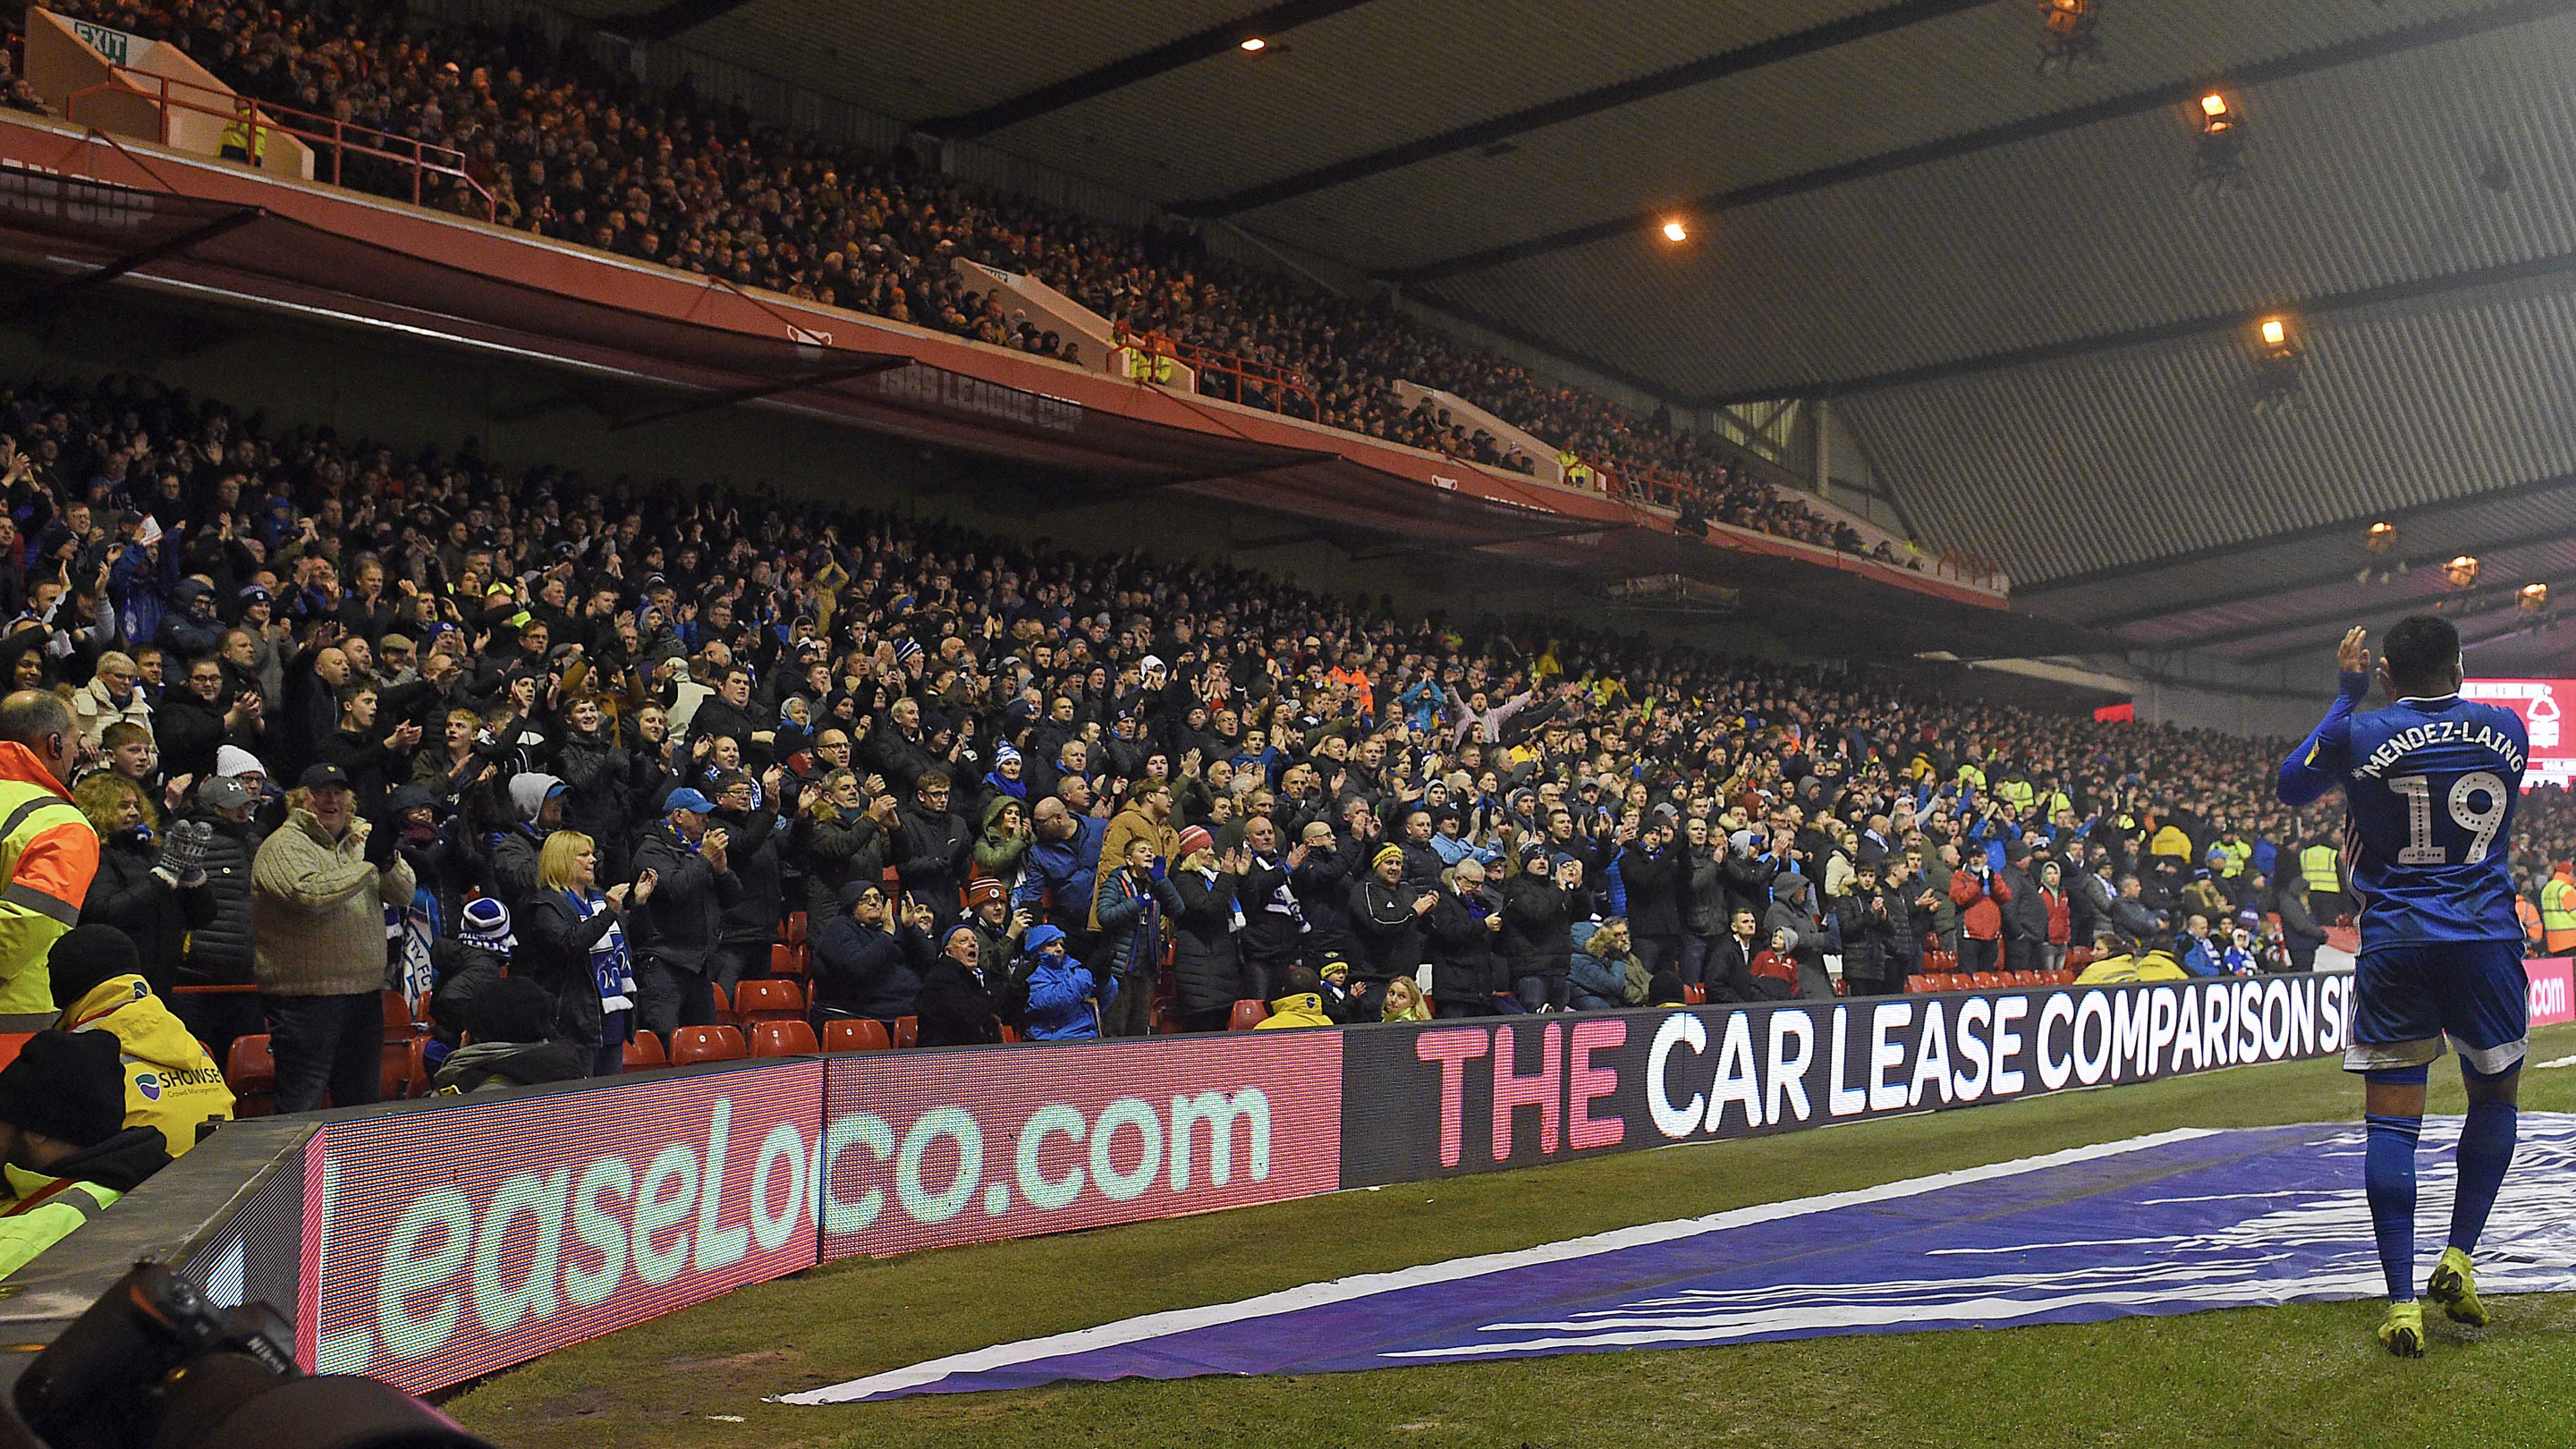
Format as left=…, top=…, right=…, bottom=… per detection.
left=774, top=1128, right=2215, bottom=1405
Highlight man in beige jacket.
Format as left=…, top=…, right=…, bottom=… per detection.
left=252, top=763, right=415, bottom=1113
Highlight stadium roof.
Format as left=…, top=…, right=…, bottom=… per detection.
left=558, top=0, right=2576, bottom=669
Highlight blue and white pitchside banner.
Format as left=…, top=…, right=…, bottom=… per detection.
left=784, top=1114, right=2576, bottom=1402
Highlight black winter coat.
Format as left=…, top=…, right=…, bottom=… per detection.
left=1169, top=867, right=1242, bottom=1013
left=1498, top=874, right=1575, bottom=979
left=811, top=915, right=931, bottom=1021
left=80, top=833, right=214, bottom=997
left=629, top=826, right=743, bottom=977
left=1234, top=852, right=1301, bottom=969
left=710, top=804, right=783, bottom=945
left=1351, top=876, right=1430, bottom=981
left=1291, top=840, right=1361, bottom=962
left=792, top=809, right=893, bottom=924
left=1722, top=852, right=1779, bottom=925
left=515, top=889, right=622, bottom=1047
left=1683, top=847, right=1728, bottom=937
left=1996, top=865, right=2048, bottom=942
left=156, top=693, right=231, bottom=787
left=1425, top=888, right=1500, bottom=1006
left=1702, top=934, right=1765, bottom=1004
left=554, top=729, right=637, bottom=855
left=178, top=811, right=264, bottom=986
left=1617, top=842, right=1682, bottom=938
left=894, top=803, right=973, bottom=918
left=916, top=958, right=1006, bottom=1048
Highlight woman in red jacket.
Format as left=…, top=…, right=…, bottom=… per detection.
left=2038, top=859, right=2072, bottom=973
left=1949, top=856, right=2004, bottom=976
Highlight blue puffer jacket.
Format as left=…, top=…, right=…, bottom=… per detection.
left=1022, top=952, right=1116, bottom=1041
left=1569, top=945, right=1630, bottom=1003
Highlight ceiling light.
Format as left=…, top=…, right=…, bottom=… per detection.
left=2258, top=317, right=2285, bottom=348
left=1239, top=36, right=1267, bottom=51
left=2522, top=582, right=2552, bottom=614
left=2446, top=555, right=2482, bottom=589
left=2364, top=521, right=2396, bottom=554
left=1660, top=218, right=1689, bottom=243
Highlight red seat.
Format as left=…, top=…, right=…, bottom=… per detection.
left=623, top=1030, right=667, bottom=1072
left=1682, top=982, right=1708, bottom=1005
left=822, top=1018, right=892, bottom=1052
left=2066, top=946, right=2095, bottom=969
left=709, top=982, right=733, bottom=1023
left=2009, top=971, right=2042, bottom=987
left=380, top=989, right=416, bottom=1040
left=1904, top=975, right=1935, bottom=994
left=381, top=1036, right=420, bottom=1101
left=733, top=978, right=806, bottom=1025
left=404, top=1036, right=435, bottom=1098
left=2047, top=969, right=2079, bottom=986
left=226, top=1034, right=275, bottom=1118
left=1970, top=972, right=2008, bottom=990
left=1227, top=999, right=1269, bottom=1031
left=894, top=1015, right=919, bottom=1049
left=749, top=1020, right=820, bottom=1057
left=785, top=911, right=808, bottom=945
left=670, top=1025, right=745, bottom=1065
left=770, top=942, right=809, bottom=978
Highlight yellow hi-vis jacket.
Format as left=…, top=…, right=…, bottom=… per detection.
left=0, top=1126, right=167, bottom=1281
left=2301, top=843, right=2343, bottom=895
left=0, top=743, right=97, bottom=1016
left=219, top=111, right=267, bottom=164
left=59, top=974, right=233, bottom=1158
left=2543, top=869, right=2576, bottom=953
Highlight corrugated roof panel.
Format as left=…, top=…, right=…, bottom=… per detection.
left=620, top=0, right=1264, bottom=124
left=983, top=0, right=1878, bottom=215
left=1224, top=0, right=2500, bottom=273
left=1421, top=14, right=2576, bottom=398
left=1841, top=272, right=2576, bottom=587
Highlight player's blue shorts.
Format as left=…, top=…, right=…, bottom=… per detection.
left=2344, top=940, right=2529, bottom=1076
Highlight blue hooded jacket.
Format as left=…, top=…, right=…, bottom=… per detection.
left=1020, top=925, right=1116, bottom=1040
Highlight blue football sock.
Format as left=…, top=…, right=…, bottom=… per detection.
left=2448, top=1098, right=2517, bottom=1255
left=2365, top=1112, right=2422, bottom=1301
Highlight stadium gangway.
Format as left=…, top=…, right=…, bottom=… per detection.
left=67, top=64, right=496, bottom=221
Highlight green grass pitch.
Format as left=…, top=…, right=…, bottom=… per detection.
left=448, top=1021, right=2576, bottom=1449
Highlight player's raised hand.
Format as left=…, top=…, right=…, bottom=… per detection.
left=2336, top=626, right=2371, bottom=677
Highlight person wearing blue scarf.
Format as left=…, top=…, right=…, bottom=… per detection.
left=985, top=741, right=1029, bottom=801
left=517, top=829, right=649, bottom=1075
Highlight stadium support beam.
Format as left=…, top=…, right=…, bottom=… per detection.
left=28, top=207, right=262, bottom=310
left=1230, top=528, right=1339, bottom=551
left=1690, top=239, right=2576, bottom=407
left=919, top=0, right=1380, bottom=141
left=606, top=359, right=911, bottom=430
left=601, top=0, right=763, bottom=42
left=2084, top=515, right=2576, bottom=637
left=2020, top=468, right=2576, bottom=601
left=1016, top=451, right=1340, bottom=514
left=1390, top=0, right=2576, bottom=288
left=1344, top=521, right=1628, bottom=563
left=1174, top=0, right=1996, bottom=219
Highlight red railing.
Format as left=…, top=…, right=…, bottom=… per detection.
left=1125, top=328, right=1316, bottom=418
left=67, top=64, right=495, bottom=221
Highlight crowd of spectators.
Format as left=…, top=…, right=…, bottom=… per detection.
left=17, top=0, right=1899, bottom=560
left=0, top=370, right=2564, bottom=1127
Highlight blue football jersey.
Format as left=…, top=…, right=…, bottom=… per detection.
left=2279, top=677, right=2528, bottom=949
